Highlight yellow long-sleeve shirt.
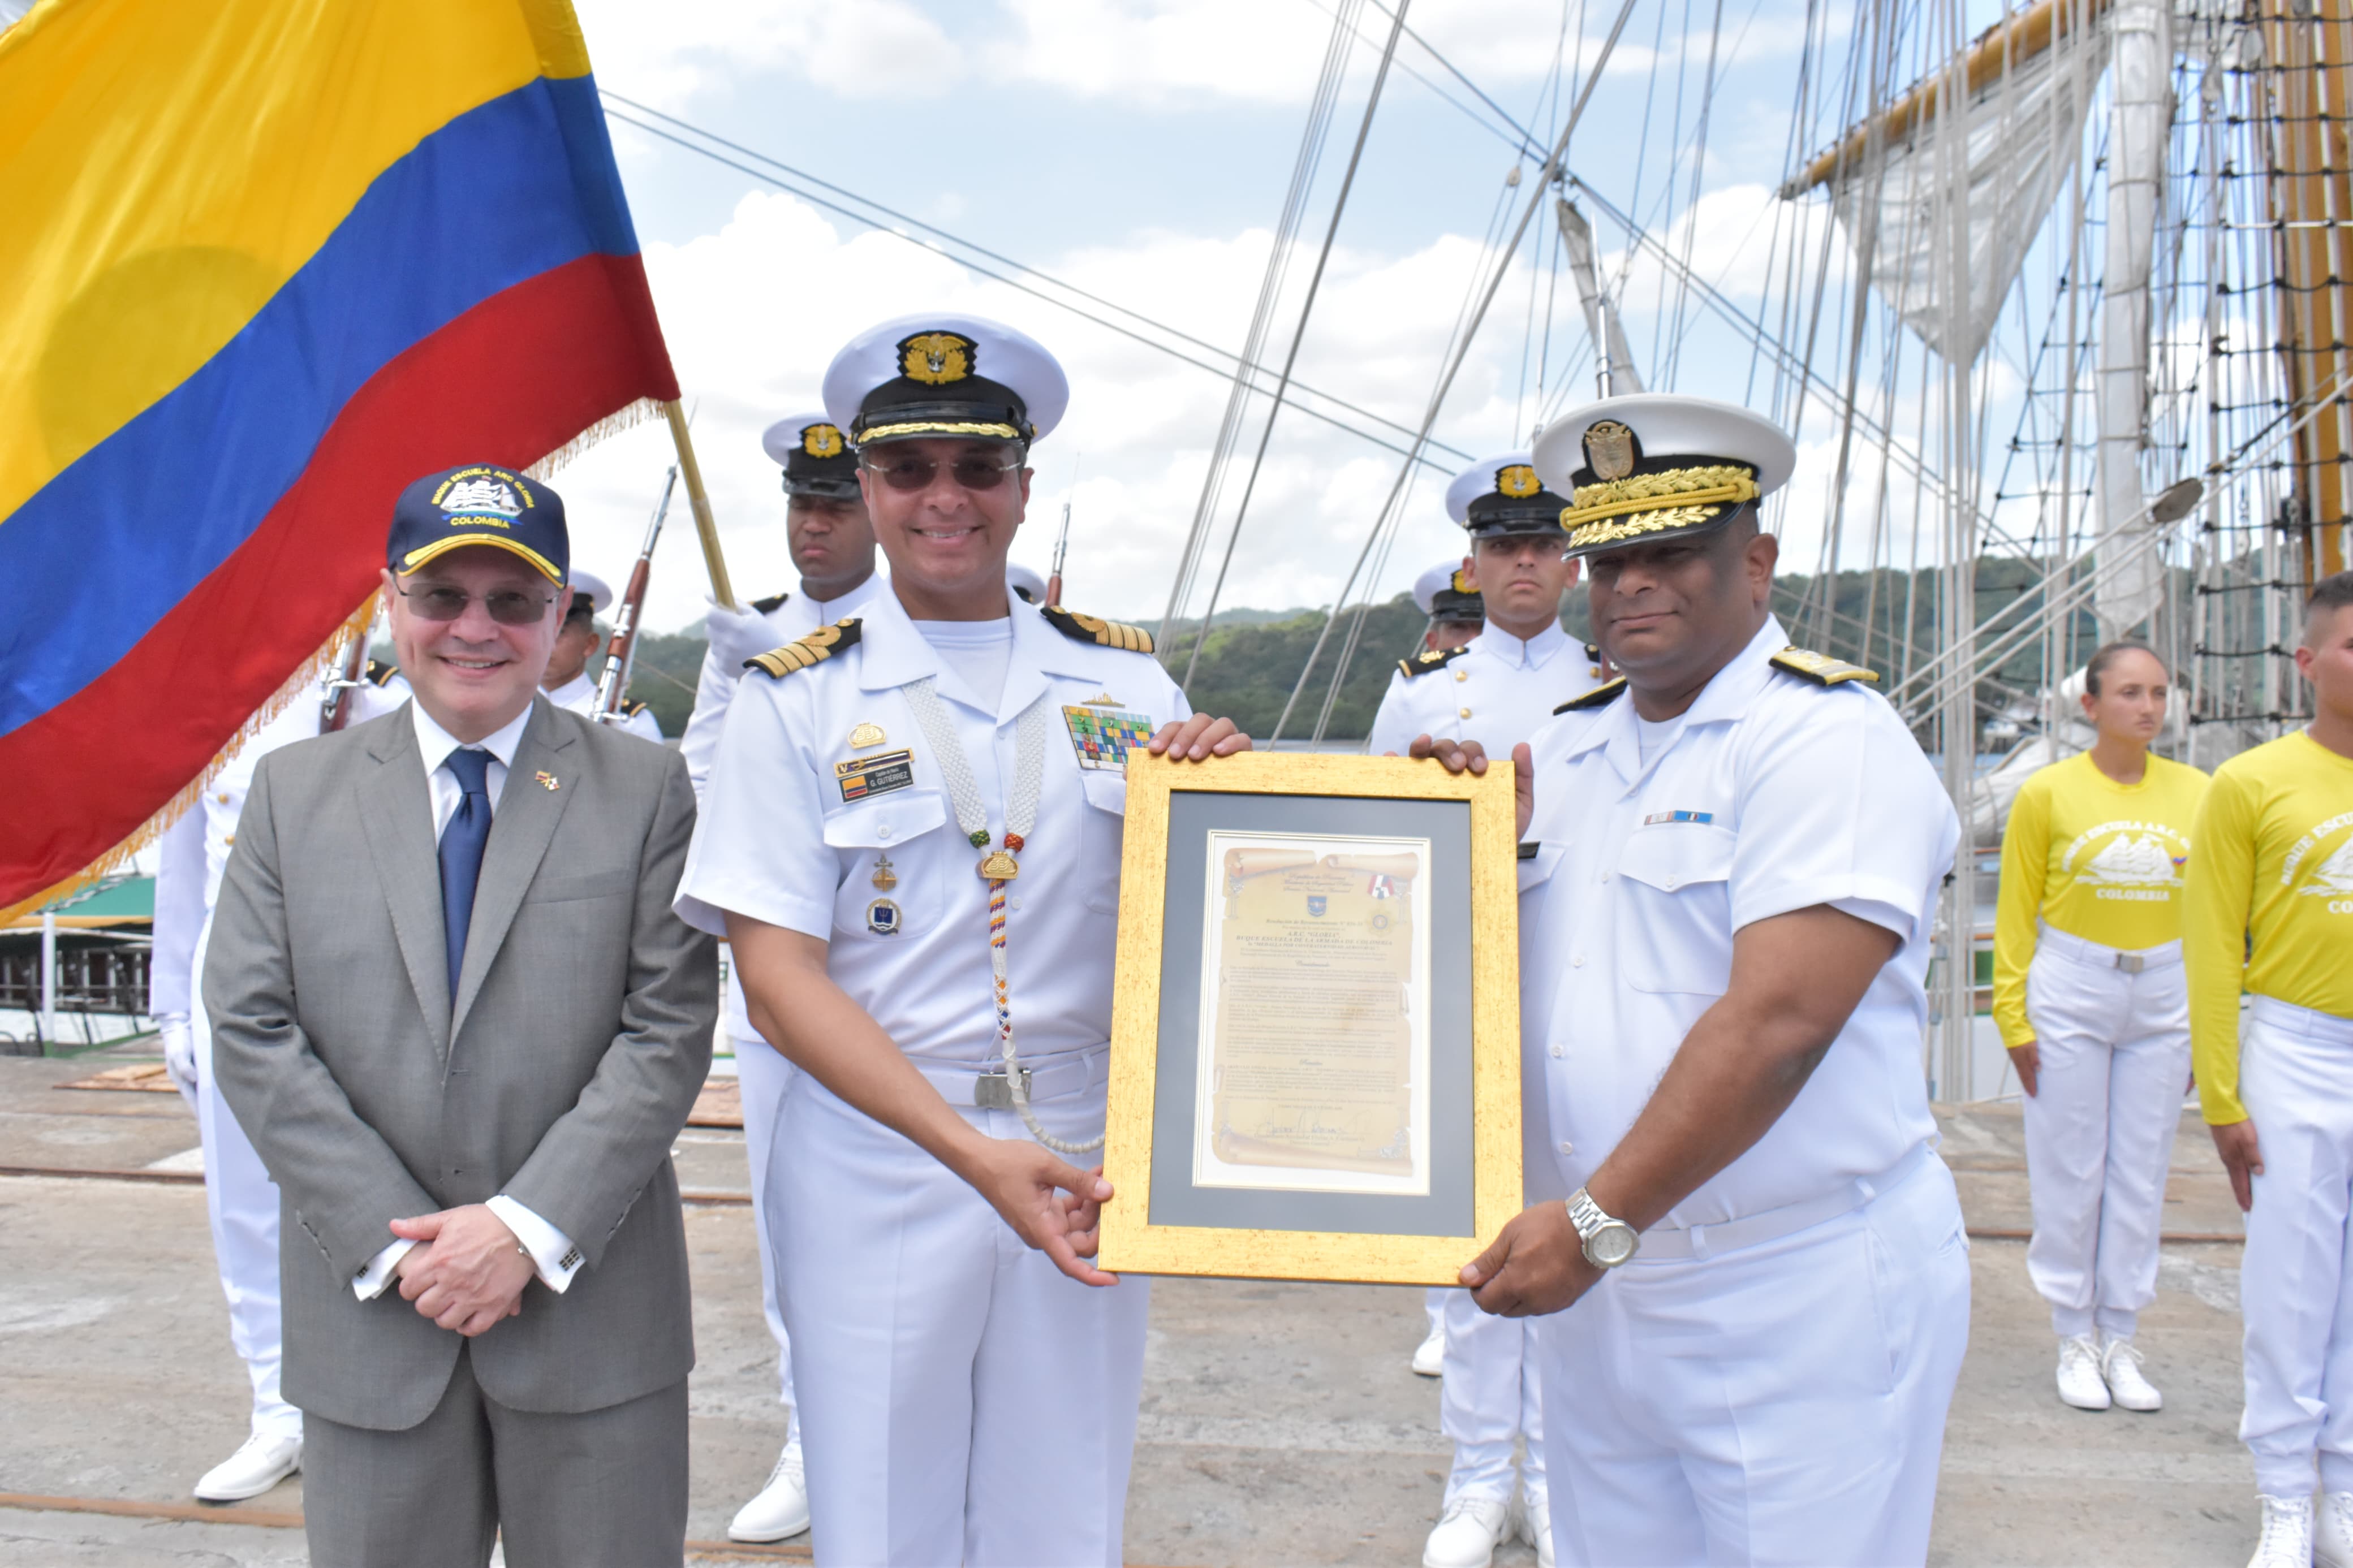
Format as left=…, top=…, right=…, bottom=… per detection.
left=1991, top=750, right=2209, bottom=1046
left=2184, top=730, right=2353, bottom=1124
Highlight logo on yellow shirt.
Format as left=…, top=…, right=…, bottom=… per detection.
left=2287, top=815, right=2353, bottom=906
left=2063, top=820, right=2188, bottom=901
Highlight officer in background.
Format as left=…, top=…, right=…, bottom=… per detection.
left=1372, top=453, right=1586, bottom=1568
left=539, top=568, right=663, bottom=741
left=678, top=412, right=886, bottom=1546
left=677, top=312, right=1248, bottom=1565
left=149, top=656, right=411, bottom=1501
left=1366, top=454, right=1597, bottom=761
left=1429, top=394, right=1970, bottom=1567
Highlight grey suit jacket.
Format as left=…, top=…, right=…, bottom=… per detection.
left=207, top=698, right=717, bottom=1432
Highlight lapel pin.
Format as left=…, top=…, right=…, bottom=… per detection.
left=535, top=771, right=559, bottom=791
left=848, top=721, right=887, bottom=749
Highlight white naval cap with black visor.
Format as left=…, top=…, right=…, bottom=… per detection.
left=1444, top=451, right=1573, bottom=540
left=1411, top=560, right=1484, bottom=623
left=1531, top=393, right=1796, bottom=561
left=821, top=312, right=1070, bottom=451
left=760, top=412, right=860, bottom=499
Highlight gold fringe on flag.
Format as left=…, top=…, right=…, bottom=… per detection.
left=524, top=395, right=664, bottom=480
left=0, top=593, right=383, bottom=927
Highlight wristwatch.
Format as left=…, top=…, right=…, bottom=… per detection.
left=1565, top=1187, right=1640, bottom=1269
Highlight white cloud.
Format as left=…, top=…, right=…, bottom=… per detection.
left=572, top=0, right=955, bottom=109
left=547, top=189, right=1548, bottom=637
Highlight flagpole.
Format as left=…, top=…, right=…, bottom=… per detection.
left=662, top=398, right=736, bottom=610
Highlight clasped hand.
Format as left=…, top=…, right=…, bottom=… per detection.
left=391, top=1204, right=534, bottom=1336
left=1458, top=1200, right=1602, bottom=1319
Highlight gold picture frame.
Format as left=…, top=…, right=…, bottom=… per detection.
left=1099, top=750, right=1523, bottom=1285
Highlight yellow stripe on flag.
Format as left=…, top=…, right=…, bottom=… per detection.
left=0, top=0, right=591, bottom=525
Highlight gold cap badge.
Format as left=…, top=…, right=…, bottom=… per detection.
left=1497, top=463, right=1541, bottom=498
left=899, top=331, right=975, bottom=386
left=801, top=422, right=845, bottom=458
left=1450, top=568, right=1475, bottom=594
left=1583, top=420, right=1636, bottom=481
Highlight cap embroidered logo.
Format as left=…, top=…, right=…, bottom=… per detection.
left=439, top=477, right=524, bottom=517
left=1583, top=420, right=1636, bottom=481
left=1497, top=463, right=1541, bottom=498
left=899, top=331, right=975, bottom=385
left=802, top=423, right=845, bottom=458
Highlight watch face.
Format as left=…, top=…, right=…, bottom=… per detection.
left=1591, top=1223, right=1638, bottom=1267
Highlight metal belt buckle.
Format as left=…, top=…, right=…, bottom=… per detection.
left=2116, top=953, right=2145, bottom=974
left=975, top=1066, right=1032, bottom=1109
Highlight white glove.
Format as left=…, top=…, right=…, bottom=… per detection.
left=704, top=596, right=781, bottom=673
left=159, top=1015, right=197, bottom=1104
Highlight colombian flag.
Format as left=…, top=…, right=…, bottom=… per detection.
left=0, top=0, right=678, bottom=918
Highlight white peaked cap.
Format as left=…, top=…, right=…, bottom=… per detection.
left=1532, top=392, right=1797, bottom=499
left=821, top=312, right=1070, bottom=446
left=1444, top=451, right=1547, bottom=525
left=761, top=412, right=844, bottom=468
left=567, top=568, right=613, bottom=614
left=1412, top=560, right=1478, bottom=617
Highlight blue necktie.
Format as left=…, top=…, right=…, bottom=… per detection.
left=437, top=748, right=494, bottom=1003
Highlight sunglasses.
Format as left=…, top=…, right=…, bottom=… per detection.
left=860, top=452, right=1024, bottom=493
left=397, top=582, right=558, bottom=625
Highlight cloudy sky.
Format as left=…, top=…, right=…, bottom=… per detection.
left=551, top=0, right=1855, bottom=634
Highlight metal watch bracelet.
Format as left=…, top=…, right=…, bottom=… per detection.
left=1566, top=1186, right=1641, bottom=1269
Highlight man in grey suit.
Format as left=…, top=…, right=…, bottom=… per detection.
left=208, top=464, right=717, bottom=1567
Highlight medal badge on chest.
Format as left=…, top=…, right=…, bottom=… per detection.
left=1062, top=694, right=1155, bottom=772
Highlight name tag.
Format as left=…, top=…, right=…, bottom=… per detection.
left=836, top=748, right=915, bottom=804
left=1643, top=810, right=1714, bottom=826
left=1063, top=704, right=1155, bottom=771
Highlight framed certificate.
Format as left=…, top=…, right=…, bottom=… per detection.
left=1099, top=751, right=1522, bottom=1285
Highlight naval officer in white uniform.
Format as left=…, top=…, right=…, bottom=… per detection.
left=677, top=313, right=1249, bottom=1566
left=150, top=657, right=411, bottom=1501
left=1372, top=454, right=1589, bottom=1568
left=1429, top=394, right=1970, bottom=1567
left=538, top=569, right=663, bottom=741
left=680, top=410, right=886, bottom=1545
left=1367, top=454, right=1598, bottom=763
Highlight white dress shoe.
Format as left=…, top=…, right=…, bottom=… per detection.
left=2252, top=1493, right=2315, bottom=1568
left=1423, top=1494, right=1511, bottom=1568
left=193, top=1433, right=301, bottom=1502
left=1412, top=1323, right=1445, bottom=1377
left=2317, top=1491, right=2353, bottom=1568
left=727, top=1438, right=810, bottom=1543
left=1518, top=1488, right=1557, bottom=1568
left=2055, top=1333, right=2111, bottom=1411
left=2101, top=1336, right=2163, bottom=1413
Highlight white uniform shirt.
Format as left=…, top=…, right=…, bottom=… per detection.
left=680, top=573, right=887, bottom=798
left=150, top=668, right=412, bottom=1018
left=1365, top=622, right=1600, bottom=757
left=680, top=571, right=888, bottom=1043
left=1519, top=616, right=1959, bottom=1220
left=542, top=669, right=663, bottom=742
left=676, top=587, right=1188, bottom=1074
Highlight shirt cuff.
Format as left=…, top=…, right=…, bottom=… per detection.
left=352, top=1238, right=416, bottom=1300
left=487, top=1194, right=583, bottom=1294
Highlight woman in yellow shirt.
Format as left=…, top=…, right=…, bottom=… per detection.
left=1993, top=642, right=2207, bottom=1416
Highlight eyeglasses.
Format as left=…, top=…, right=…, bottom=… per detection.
left=859, top=452, right=1025, bottom=493
left=396, top=582, right=557, bottom=625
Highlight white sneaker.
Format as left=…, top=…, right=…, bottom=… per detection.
left=1518, top=1488, right=1557, bottom=1568
left=2056, top=1334, right=2111, bottom=1411
left=2101, top=1336, right=2163, bottom=1413
left=2317, top=1491, right=2353, bottom=1568
left=192, top=1433, right=301, bottom=1502
left=1423, top=1494, right=1511, bottom=1568
left=1412, top=1323, right=1445, bottom=1377
left=2252, top=1493, right=2316, bottom=1568
left=727, top=1438, right=810, bottom=1543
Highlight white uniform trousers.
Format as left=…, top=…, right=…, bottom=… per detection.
left=1426, top=1286, right=1447, bottom=1341
left=191, top=919, right=301, bottom=1442
left=2019, top=928, right=2191, bottom=1340
left=1535, top=1150, right=1969, bottom=1567
left=1440, top=1288, right=1546, bottom=1505
left=770, top=1062, right=1148, bottom=1567
left=2239, top=996, right=2353, bottom=1497
left=733, top=1033, right=800, bottom=1429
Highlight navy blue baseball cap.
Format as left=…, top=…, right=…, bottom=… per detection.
left=386, top=465, right=569, bottom=584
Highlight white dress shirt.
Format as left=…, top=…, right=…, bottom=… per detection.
left=352, top=699, right=582, bottom=1300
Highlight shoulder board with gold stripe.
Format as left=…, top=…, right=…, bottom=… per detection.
left=1553, top=677, right=1627, bottom=714
left=1042, top=605, right=1155, bottom=654
left=750, top=589, right=791, bottom=615
left=1769, top=646, right=1880, bottom=686
left=1398, top=645, right=1468, bottom=680
left=364, top=658, right=400, bottom=687
left=619, top=697, right=650, bottom=716
left=745, top=617, right=861, bottom=679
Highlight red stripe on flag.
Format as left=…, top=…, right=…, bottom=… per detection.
left=1, top=252, right=678, bottom=911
